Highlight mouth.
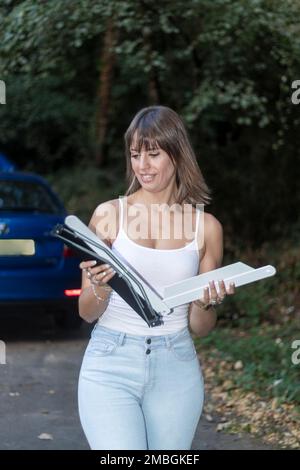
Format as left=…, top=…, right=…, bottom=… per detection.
left=140, top=174, right=156, bottom=183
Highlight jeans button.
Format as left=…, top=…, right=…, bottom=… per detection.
left=146, top=338, right=151, bottom=344
left=146, top=348, right=151, bottom=355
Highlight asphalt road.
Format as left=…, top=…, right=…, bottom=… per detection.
left=0, top=309, right=276, bottom=450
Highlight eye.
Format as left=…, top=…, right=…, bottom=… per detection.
left=130, top=153, right=159, bottom=158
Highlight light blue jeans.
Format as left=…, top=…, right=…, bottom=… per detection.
left=78, top=323, right=204, bottom=450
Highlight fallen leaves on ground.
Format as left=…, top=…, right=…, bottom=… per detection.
left=199, top=353, right=300, bottom=449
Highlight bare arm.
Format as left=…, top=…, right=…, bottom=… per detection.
left=188, top=213, right=223, bottom=337
left=78, top=200, right=117, bottom=323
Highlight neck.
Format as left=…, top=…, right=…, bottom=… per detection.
left=136, top=183, right=178, bottom=208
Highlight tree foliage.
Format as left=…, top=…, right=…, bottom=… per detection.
left=0, top=0, right=300, bottom=245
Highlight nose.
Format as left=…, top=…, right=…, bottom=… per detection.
left=139, top=153, right=151, bottom=170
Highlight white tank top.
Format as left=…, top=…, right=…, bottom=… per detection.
left=97, top=196, right=201, bottom=335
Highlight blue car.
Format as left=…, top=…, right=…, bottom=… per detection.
left=0, top=171, right=82, bottom=329
left=0, top=152, right=17, bottom=172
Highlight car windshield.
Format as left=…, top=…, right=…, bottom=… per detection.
left=0, top=180, right=62, bottom=214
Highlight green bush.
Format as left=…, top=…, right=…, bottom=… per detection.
left=44, top=162, right=125, bottom=221
left=1, top=0, right=300, bottom=245
left=196, top=322, right=300, bottom=405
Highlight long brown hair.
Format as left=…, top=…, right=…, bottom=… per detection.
left=124, top=105, right=212, bottom=207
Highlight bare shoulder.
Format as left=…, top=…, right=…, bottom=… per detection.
left=204, top=212, right=223, bottom=262
left=203, top=212, right=223, bottom=238
left=196, top=211, right=223, bottom=260
left=88, top=198, right=119, bottom=246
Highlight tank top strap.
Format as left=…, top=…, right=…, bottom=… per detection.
left=118, top=196, right=125, bottom=234
left=194, top=206, right=201, bottom=252
left=195, top=206, right=200, bottom=234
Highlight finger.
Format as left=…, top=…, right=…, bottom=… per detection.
left=202, top=286, right=210, bottom=304
left=89, top=263, right=112, bottom=276
left=218, top=280, right=227, bottom=298
left=79, top=260, right=97, bottom=270
left=228, top=282, right=235, bottom=295
left=209, top=281, right=218, bottom=301
left=95, top=267, right=115, bottom=283
left=103, top=269, right=116, bottom=283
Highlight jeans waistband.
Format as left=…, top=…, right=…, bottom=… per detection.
left=92, top=324, right=191, bottom=348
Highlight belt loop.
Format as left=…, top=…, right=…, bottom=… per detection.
left=118, top=331, right=126, bottom=346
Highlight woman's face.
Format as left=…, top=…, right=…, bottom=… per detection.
left=130, top=135, right=176, bottom=192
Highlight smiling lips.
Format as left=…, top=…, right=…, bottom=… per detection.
left=141, top=174, right=156, bottom=182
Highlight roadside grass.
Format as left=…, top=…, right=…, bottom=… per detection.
left=194, top=319, right=300, bottom=448
left=193, top=238, right=300, bottom=448
left=194, top=235, right=300, bottom=405
left=195, top=320, right=300, bottom=406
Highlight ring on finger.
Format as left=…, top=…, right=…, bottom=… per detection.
left=95, top=271, right=107, bottom=281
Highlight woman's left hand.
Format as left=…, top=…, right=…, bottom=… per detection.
left=194, top=280, right=235, bottom=308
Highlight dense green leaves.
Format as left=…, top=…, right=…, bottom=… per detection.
left=0, top=0, right=300, bottom=244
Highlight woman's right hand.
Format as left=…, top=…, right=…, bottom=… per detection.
left=79, top=260, right=116, bottom=286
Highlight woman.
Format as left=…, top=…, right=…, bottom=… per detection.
left=77, top=105, right=235, bottom=450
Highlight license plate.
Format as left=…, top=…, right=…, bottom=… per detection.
left=0, top=239, right=35, bottom=256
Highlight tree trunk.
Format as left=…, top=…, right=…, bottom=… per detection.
left=94, top=17, right=117, bottom=167
left=142, top=28, right=160, bottom=104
